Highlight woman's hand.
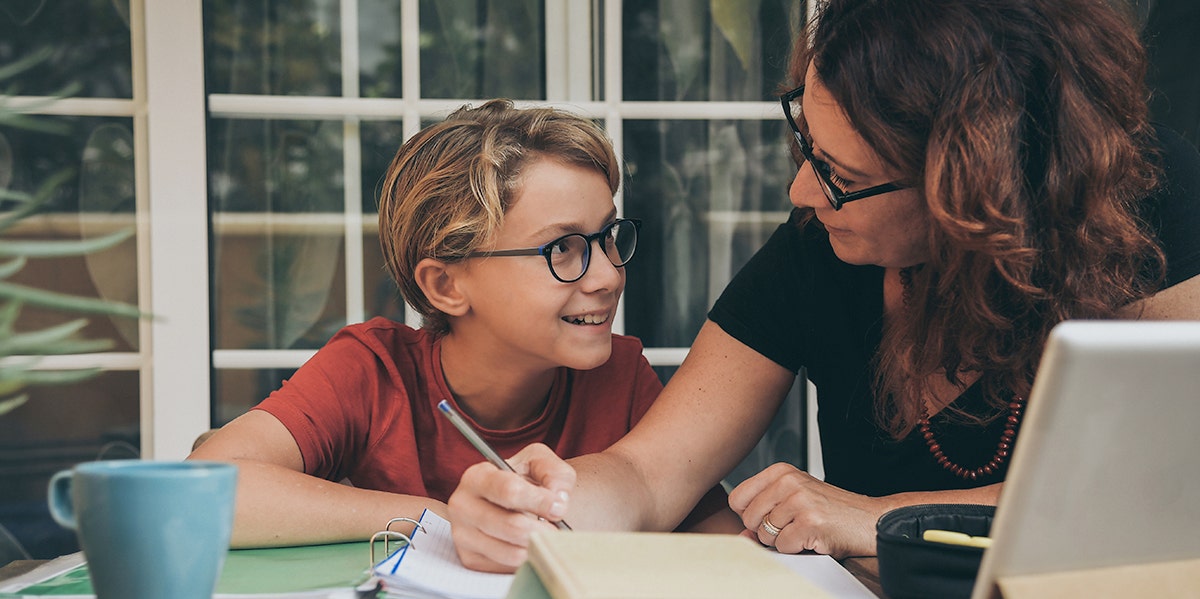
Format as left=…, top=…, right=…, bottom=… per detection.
left=447, top=443, right=576, bottom=573
left=728, top=462, right=888, bottom=558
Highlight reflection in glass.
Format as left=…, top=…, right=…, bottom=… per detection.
left=79, top=123, right=138, bottom=350
left=0, top=0, right=132, bottom=98
left=360, top=120, right=424, bottom=324
left=214, top=368, right=297, bottom=426
left=623, top=0, right=801, bottom=102
left=363, top=232, right=405, bottom=324
left=360, top=120, right=406, bottom=213
left=208, top=118, right=346, bottom=350
left=418, top=0, right=545, bottom=99
left=203, top=0, right=342, bottom=96
left=0, top=370, right=140, bottom=558
left=1, top=116, right=138, bottom=351
left=358, top=2, right=403, bottom=98
left=622, top=119, right=794, bottom=347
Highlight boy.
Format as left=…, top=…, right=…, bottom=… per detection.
left=190, top=100, right=736, bottom=547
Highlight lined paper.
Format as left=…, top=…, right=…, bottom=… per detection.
left=373, top=509, right=513, bottom=599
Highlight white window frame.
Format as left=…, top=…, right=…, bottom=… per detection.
left=15, top=0, right=800, bottom=460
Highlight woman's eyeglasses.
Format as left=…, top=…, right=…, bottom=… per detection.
left=780, top=85, right=909, bottom=210
left=467, top=218, right=641, bottom=283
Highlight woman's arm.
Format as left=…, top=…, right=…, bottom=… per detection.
left=188, top=410, right=445, bottom=548
left=447, top=320, right=796, bottom=571
left=721, top=273, right=1200, bottom=559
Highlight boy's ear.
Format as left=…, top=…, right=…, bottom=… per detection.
left=413, top=257, right=469, bottom=316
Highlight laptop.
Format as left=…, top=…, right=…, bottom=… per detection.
left=971, top=320, right=1200, bottom=598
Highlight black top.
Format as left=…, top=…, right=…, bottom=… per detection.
left=708, top=125, right=1200, bottom=496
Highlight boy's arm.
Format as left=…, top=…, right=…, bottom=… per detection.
left=188, top=410, right=445, bottom=547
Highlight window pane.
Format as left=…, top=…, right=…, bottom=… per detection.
left=363, top=231, right=405, bottom=323
left=418, top=0, right=545, bottom=99
left=208, top=118, right=347, bottom=350
left=0, top=0, right=132, bottom=98
left=0, top=371, right=140, bottom=559
left=0, top=117, right=138, bottom=351
left=622, top=119, right=794, bottom=347
left=622, top=0, right=801, bottom=101
left=203, top=0, right=342, bottom=96
left=360, top=120, right=404, bottom=213
left=214, top=367, right=297, bottom=425
left=358, top=2, right=403, bottom=98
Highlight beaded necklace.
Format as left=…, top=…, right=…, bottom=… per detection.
left=899, top=267, right=1025, bottom=480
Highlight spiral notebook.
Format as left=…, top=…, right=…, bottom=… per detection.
left=370, top=508, right=514, bottom=599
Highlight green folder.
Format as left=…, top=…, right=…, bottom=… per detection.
left=8, top=542, right=370, bottom=597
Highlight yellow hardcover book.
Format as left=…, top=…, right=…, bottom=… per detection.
left=526, top=530, right=829, bottom=599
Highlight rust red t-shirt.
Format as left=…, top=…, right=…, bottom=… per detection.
left=253, top=317, right=726, bottom=523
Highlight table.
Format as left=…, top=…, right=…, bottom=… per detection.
left=842, top=556, right=883, bottom=597
left=1, top=556, right=885, bottom=597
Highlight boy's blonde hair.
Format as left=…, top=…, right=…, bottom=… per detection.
left=378, top=99, right=621, bottom=335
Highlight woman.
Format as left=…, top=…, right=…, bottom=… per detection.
left=446, top=0, right=1200, bottom=570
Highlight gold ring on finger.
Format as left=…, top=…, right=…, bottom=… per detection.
left=761, top=515, right=782, bottom=536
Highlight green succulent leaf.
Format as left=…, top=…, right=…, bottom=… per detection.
left=0, top=50, right=146, bottom=419
left=0, top=170, right=76, bottom=233
left=0, top=281, right=142, bottom=319
left=0, top=48, right=54, bottom=82
left=0, top=227, right=134, bottom=258
left=0, top=257, right=26, bottom=279
left=0, top=49, right=80, bottom=136
left=0, top=320, right=115, bottom=356
left=0, top=393, right=28, bottom=416
left=0, top=367, right=102, bottom=386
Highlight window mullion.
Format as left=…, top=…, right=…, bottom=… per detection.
left=342, top=0, right=365, bottom=325
left=143, top=0, right=212, bottom=459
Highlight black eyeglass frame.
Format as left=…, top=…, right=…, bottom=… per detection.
left=780, top=85, right=909, bottom=210
left=466, top=218, right=642, bottom=283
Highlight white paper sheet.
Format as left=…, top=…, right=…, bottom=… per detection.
left=373, top=509, right=514, bottom=599
left=772, top=552, right=878, bottom=598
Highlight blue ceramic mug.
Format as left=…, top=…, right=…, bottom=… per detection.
left=48, top=460, right=238, bottom=599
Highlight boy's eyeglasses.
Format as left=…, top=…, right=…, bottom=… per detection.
left=467, top=218, right=641, bottom=283
left=780, top=85, right=909, bottom=210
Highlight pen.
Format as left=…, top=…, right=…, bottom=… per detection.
left=436, top=399, right=572, bottom=530
left=922, top=529, right=992, bottom=549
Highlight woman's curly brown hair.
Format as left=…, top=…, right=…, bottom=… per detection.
left=790, top=0, right=1166, bottom=438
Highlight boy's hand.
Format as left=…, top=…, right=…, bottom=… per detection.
left=447, top=443, right=575, bottom=572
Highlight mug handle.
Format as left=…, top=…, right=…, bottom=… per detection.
left=47, top=470, right=77, bottom=530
